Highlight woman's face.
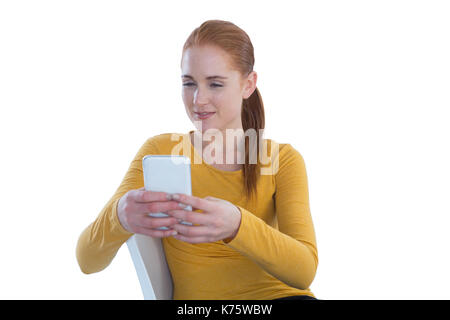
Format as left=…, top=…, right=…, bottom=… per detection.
left=181, top=45, right=257, bottom=134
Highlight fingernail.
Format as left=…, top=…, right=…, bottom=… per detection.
left=172, top=194, right=180, bottom=200
left=171, top=231, right=178, bottom=236
left=178, top=203, right=188, bottom=208
left=166, top=193, right=173, bottom=200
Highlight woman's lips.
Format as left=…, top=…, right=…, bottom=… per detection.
left=194, top=112, right=215, bottom=120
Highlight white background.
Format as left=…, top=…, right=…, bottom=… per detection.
left=1, top=1, right=449, bottom=299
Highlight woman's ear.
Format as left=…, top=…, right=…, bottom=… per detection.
left=242, top=71, right=257, bottom=99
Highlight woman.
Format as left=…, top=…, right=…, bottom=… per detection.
left=76, top=19, right=318, bottom=300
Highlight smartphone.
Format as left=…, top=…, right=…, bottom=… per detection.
left=142, top=155, right=193, bottom=230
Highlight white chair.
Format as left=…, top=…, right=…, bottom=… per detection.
left=126, top=234, right=173, bottom=300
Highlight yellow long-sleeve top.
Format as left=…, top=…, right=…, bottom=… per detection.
left=76, top=130, right=318, bottom=299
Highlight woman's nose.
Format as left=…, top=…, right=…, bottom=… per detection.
left=193, top=87, right=209, bottom=105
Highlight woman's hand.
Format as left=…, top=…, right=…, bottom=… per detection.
left=166, top=194, right=242, bottom=244
left=117, top=187, right=182, bottom=238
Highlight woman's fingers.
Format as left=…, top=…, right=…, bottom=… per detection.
left=118, top=188, right=184, bottom=237
left=172, top=193, right=214, bottom=212
left=133, top=189, right=171, bottom=203
left=135, top=215, right=178, bottom=229
left=172, top=223, right=212, bottom=238
left=134, top=199, right=182, bottom=215
left=166, top=209, right=212, bottom=225
left=127, top=190, right=227, bottom=241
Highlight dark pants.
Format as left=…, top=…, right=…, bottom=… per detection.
left=273, top=295, right=318, bottom=300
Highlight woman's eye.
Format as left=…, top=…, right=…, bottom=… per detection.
left=182, top=83, right=222, bottom=88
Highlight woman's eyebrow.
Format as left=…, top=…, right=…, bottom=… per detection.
left=182, top=74, right=228, bottom=80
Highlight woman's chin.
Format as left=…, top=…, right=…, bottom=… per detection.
left=192, top=122, right=220, bottom=133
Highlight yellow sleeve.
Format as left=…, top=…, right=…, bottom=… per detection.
left=75, top=138, right=158, bottom=274
left=222, top=144, right=318, bottom=290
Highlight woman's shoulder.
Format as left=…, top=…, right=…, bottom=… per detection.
left=146, top=132, right=182, bottom=142
left=262, top=138, right=306, bottom=176
left=263, top=138, right=303, bottom=160
left=143, top=132, right=186, bottom=153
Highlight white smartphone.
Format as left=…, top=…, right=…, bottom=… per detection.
left=142, top=155, right=193, bottom=230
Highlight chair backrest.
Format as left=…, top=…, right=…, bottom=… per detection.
left=126, top=234, right=173, bottom=300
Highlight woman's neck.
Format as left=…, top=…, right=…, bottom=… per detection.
left=190, top=129, right=245, bottom=166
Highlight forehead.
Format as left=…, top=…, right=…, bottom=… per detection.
left=181, top=45, right=235, bottom=77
